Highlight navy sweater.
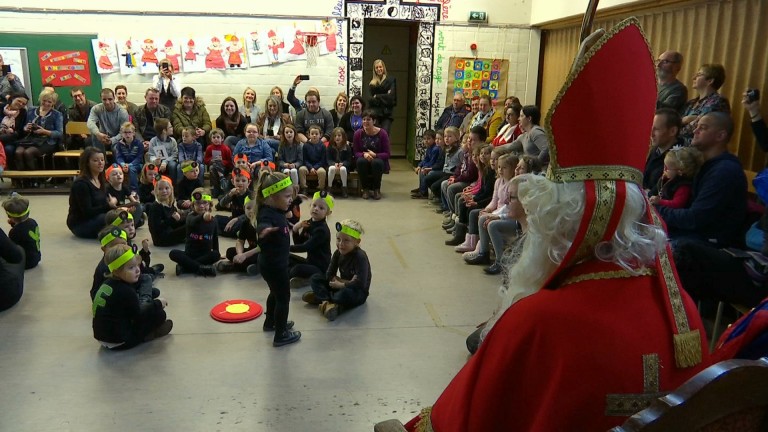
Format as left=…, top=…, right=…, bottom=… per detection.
left=289, top=219, right=331, bottom=271
left=658, top=151, right=747, bottom=247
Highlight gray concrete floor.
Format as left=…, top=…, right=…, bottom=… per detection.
left=0, top=160, right=504, bottom=432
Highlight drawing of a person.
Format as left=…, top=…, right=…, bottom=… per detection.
left=141, top=38, right=158, bottom=66
left=249, top=32, right=261, bottom=54
left=205, top=37, right=227, bottom=69
left=323, top=20, right=338, bottom=52
left=122, top=40, right=136, bottom=68
left=288, top=30, right=305, bottom=55
left=184, top=39, right=197, bottom=62
left=267, top=30, right=284, bottom=63
left=97, top=41, right=113, bottom=70
left=164, top=40, right=180, bottom=71
left=227, top=35, right=244, bottom=68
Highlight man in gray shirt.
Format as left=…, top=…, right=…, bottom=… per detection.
left=656, top=50, right=688, bottom=113
left=87, top=88, right=129, bottom=151
left=294, top=90, right=334, bottom=144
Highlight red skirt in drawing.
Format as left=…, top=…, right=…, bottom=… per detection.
left=325, top=34, right=337, bottom=52
left=184, top=50, right=196, bottom=61
left=98, top=55, right=113, bottom=70
left=288, top=39, right=305, bottom=55
left=166, top=54, right=180, bottom=71
left=227, top=48, right=243, bottom=67
left=141, top=48, right=158, bottom=65
left=205, top=48, right=226, bottom=69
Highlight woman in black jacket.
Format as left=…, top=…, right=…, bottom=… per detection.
left=66, top=147, right=117, bottom=238
left=368, top=59, right=396, bottom=134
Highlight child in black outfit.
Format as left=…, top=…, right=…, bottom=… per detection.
left=137, top=163, right=159, bottom=204
left=146, top=175, right=187, bottom=247
left=91, top=226, right=160, bottom=304
left=169, top=188, right=220, bottom=277
left=105, top=163, right=144, bottom=228
left=175, top=160, right=204, bottom=211
left=289, top=191, right=332, bottom=289
left=104, top=209, right=164, bottom=278
left=3, top=193, right=41, bottom=269
left=215, top=167, right=252, bottom=238
left=303, top=219, right=372, bottom=321
left=215, top=197, right=260, bottom=275
left=92, top=243, right=172, bottom=350
left=254, top=170, right=302, bottom=347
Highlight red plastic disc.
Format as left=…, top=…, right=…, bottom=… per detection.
left=210, top=299, right=263, bottom=323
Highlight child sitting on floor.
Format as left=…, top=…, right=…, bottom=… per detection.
left=177, top=126, right=205, bottom=183
left=288, top=191, right=333, bottom=289
left=215, top=197, right=260, bottom=275
left=303, top=219, right=371, bottom=321
left=175, top=160, right=204, bottom=210
left=649, top=146, right=703, bottom=209
left=215, top=167, right=252, bottom=238
left=204, top=128, right=233, bottom=199
left=105, top=163, right=144, bottom=228
left=91, top=226, right=160, bottom=304
left=146, top=175, right=186, bottom=247
left=104, top=208, right=164, bottom=278
left=137, top=163, right=159, bottom=204
left=169, top=188, right=220, bottom=277
left=2, top=193, right=41, bottom=269
left=92, top=243, right=172, bottom=350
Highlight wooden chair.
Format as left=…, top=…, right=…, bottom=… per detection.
left=611, top=357, right=768, bottom=431
left=64, top=121, right=89, bottom=136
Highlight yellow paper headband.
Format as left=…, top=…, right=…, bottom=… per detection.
left=181, top=162, right=199, bottom=173
left=262, top=177, right=293, bottom=198
left=313, top=191, right=335, bottom=211
left=192, top=192, right=212, bottom=202
left=110, top=211, right=134, bottom=226
left=336, top=222, right=361, bottom=239
left=5, top=207, right=30, bottom=218
left=107, top=247, right=137, bottom=272
left=100, top=228, right=128, bottom=247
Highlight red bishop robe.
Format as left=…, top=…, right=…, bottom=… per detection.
left=406, top=260, right=711, bottom=431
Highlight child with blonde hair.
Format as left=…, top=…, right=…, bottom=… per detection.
left=649, top=146, right=703, bottom=209
left=215, top=197, right=260, bottom=275
left=169, top=188, right=219, bottom=277
left=137, top=163, right=159, bottom=204
left=277, top=123, right=303, bottom=187
left=253, top=170, right=301, bottom=346
left=327, top=127, right=352, bottom=197
left=92, top=243, right=172, bottom=350
left=146, top=175, right=186, bottom=246
left=3, top=193, right=40, bottom=269
left=175, top=160, right=204, bottom=210
left=303, top=219, right=372, bottom=321
left=288, top=191, right=333, bottom=288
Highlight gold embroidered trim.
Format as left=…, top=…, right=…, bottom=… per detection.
left=574, top=181, right=616, bottom=263
left=605, top=392, right=665, bottom=417
left=649, top=211, right=689, bottom=334
left=643, top=353, right=660, bottom=393
left=560, top=268, right=655, bottom=287
left=414, top=406, right=434, bottom=432
left=544, top=17, right=651, bottom=186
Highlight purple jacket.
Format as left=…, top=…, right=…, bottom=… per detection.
left=353, top=128, right=391, bottom=173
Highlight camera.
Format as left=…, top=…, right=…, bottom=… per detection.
left=746, top=88, right=760, bottom=104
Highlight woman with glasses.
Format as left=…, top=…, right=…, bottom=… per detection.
left=680, top=63, right=730, bottom=145
left=353, top=110, right=391, bottom=200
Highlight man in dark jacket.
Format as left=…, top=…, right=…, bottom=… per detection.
left=434, top=93, right=468, bottom=130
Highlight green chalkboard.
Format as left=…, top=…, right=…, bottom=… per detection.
left=0, top=33, right=102, bottom=106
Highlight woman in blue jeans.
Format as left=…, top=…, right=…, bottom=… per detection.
left=66, top=147, right=117, bottom=238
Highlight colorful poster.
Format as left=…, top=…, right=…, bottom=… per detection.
left=223, top=34, right=246, bottom=70
left=263, top=28, right=286, bottom=64
left=137, top=38, right=160, bottom=74
left=247, top=30, right=270, bottom=67
left=116, top=38, right=139, bottom=75
left=158, top=39, right=183, bottom=73
left=91, top=39, right=119, bottom=74
left=447, top=57, right=509, bottom=105
left=203, top=35, right=227, bottom=70
left=38, top=50, right=91, bottom=86
left=181, top=37, right=207, bottom=73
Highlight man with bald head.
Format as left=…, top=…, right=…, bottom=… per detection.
left=434, top=92, right=468, bottom=130
left=657, top=112, right=746, bottom=248
left=656, top=50, right=688, bottom=113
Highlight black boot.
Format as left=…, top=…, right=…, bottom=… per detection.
left=273, top=330, right=302, bottom=347
left=465, top=253, right=490, bottom=265
left=196, top=265, right=217, bottom=277
left=445, top=222, right=467, bottom=246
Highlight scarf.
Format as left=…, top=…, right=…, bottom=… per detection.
left=470, top=110, right=493, bottom=129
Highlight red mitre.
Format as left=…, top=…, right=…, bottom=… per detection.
left=541, top=18, right=703, bottom=368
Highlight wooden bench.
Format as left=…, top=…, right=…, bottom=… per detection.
left=1, top=169, right=79, bottom=179
left=305, top=171, right=362, bottom=196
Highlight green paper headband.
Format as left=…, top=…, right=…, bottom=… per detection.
left=192, top=192, right=212, bottom=202
left=313, top=191, right=335, bottom=211
left=262, top=177, right=293, bottom=198
left=100, top=228, right=128, bottom=247
left=107, top=247, right=137, bottom=272
left=5, top=207, right=30, bottom=218
left=181, top=162, right=199, bottom=173
left=111, top=211, right=134, bottom=226
left=336, top=222, right=361, bottom=239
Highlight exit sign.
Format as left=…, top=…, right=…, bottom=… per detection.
left=468, top=11, right=488, bottom=23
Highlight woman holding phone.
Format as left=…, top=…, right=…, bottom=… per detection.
left=153, top=59, right=181, bottom=112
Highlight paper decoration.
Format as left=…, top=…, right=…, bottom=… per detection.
left=159, top=39, right=182, bottom=73
left=182, top=37, right=207, bottom=73
left=224, top=34, right=246, bottom=70
left=447, top=57, right=509, bottom=105
left=116, top=38, right=139, bottom=75
left=204, top=35, right=227, bottom=70
left=264, top=29, right=285, bottom=64
left=91, top=39, right=119, bottom=74
left=138, top=38, right=160, bottom=74
left=38, top=50, right=91, bottom=86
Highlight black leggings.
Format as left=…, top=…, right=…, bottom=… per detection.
left=260, top=262, right=291, bottom=336
left=356, top=157, right=385, bottom=190
left=225, top=246, right=259, bottom=272
left=169, top=249, right=220, bottom=272
left=309, top=273, right=367, bottom=310
left=110, top=307, right=167, bottom=351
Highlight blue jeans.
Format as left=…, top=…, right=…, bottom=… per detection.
left=127, top=163, right=141, bottom=192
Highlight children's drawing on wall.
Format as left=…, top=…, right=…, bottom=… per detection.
left=139, top=38, right=159, bottom=74
left=162, top=40, right=181, bottom=72
left=225, top=35, right=246, bottom=69
left=117, top=39, right=138, bottom=75
left=182, top=38, right=206, bottom=73
left=322, top=19, right=337, bottom=53
left=266, top=29, right=285, bottom=64
left=248, top=31, right=262, bottom=54
left=205, top=36, right=227, bottom=70
left=287, top=30, right=306, bottom=56
left=91, top=39, right=118, bottom=74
